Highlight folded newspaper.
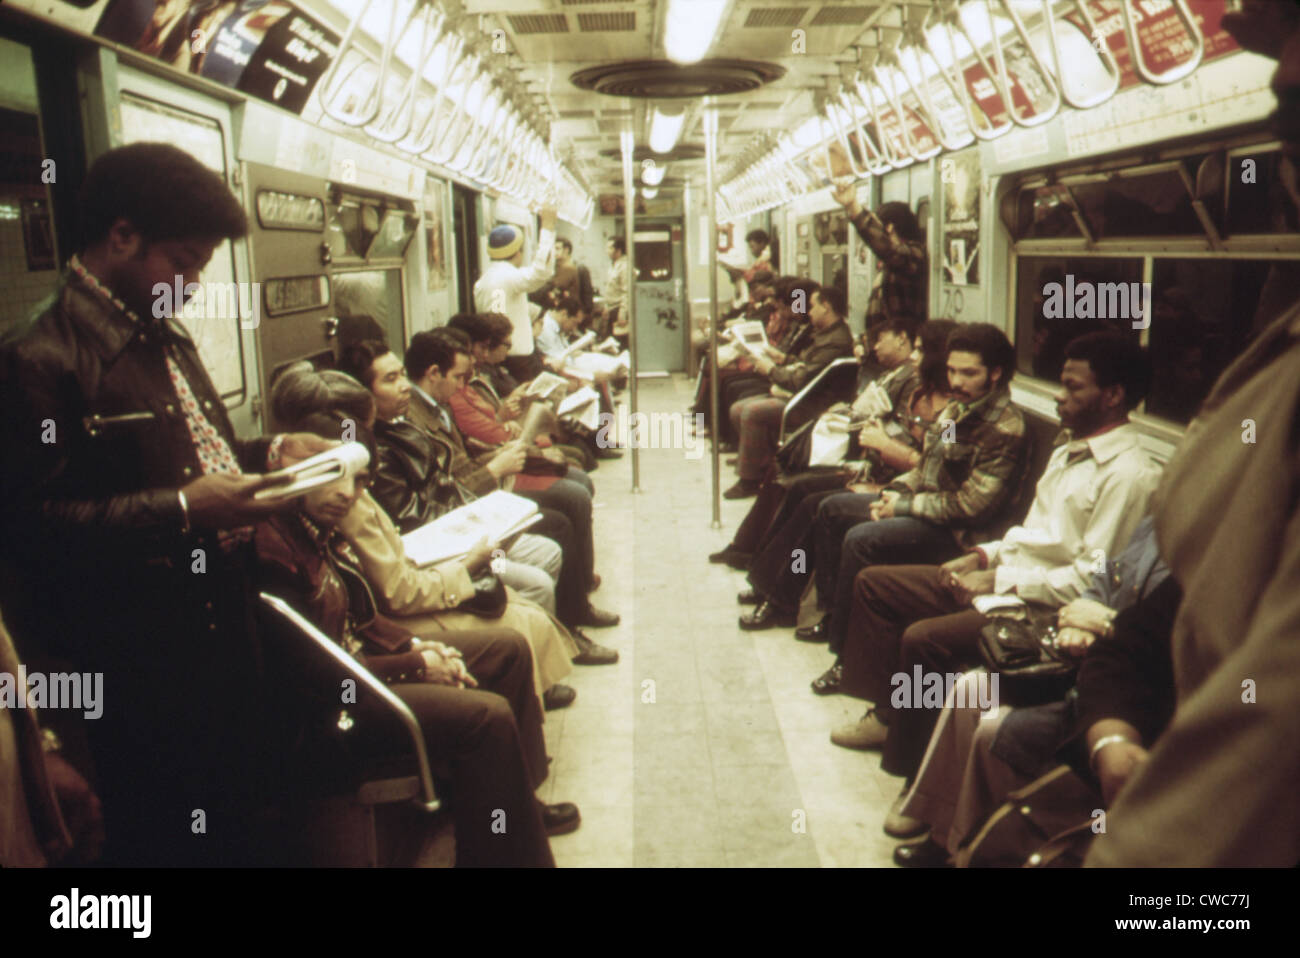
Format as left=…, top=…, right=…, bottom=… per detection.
left=565, top=350, right=630, bottom=380
left=253, top=442, right=370, bottom=501
left=726, top=320, right=769, bottom=359
left=401, top=491, right=541, bottom=567
left=556, top=330, right=596, bottom=363
left=523, top=371, right=570, bottom=402
left=557, top=385, right=601, bottom=431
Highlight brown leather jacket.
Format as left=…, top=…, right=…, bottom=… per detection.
left=254, top=511, right=428, bottom=684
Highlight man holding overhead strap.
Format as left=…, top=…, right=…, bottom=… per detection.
left=474, top=206, right=557, bottom=383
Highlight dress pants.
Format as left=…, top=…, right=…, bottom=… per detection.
left=730, top=469, right=851, bottom=555
left=517, top=479, right=596, bottom=627
left=745, top=487, right=851, bottom=613
left=820, top=496, right=962, bottom=654
left=390, top=628, right=554, bottom=867
left=718, top=374, right=772, bottom=443
left=504, top=351, right=545, bottom=384
left=838, top=564, right=988, bottom=780
left=498, top=533, right=562, bottom=613
left=730, top=396, right=787, bottom=481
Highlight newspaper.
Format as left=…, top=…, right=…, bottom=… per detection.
left=518, top=403, right=558, bottom=445
left=556, top=330, right=596, bottom=363
left=557, top=386, right=601, bottom=431
left=726, top=320, right=769, bottom=360
left=401, top=491, right=541, bottom=567
left=523, top=372, right=570, bottom=402
left=565, top=350, right=630, bottom=380
left=253, top=442, right=370, bottom=501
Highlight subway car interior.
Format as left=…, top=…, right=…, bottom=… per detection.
left=0, top=0, right=1298, bottom=874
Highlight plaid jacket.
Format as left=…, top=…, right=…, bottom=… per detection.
left=853, top=207, right=927, bottom=334
left=886, top=384, right=1029, bottom=548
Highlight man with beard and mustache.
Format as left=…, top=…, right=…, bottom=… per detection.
left=1085, top=0, right=1300, bottom=867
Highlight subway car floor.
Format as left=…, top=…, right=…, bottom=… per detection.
left=505, top=373, right=900, bottom=868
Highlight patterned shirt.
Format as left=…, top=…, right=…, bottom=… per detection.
left=886, top=384, right=1029, bottom=548
left=852, top=207, right=927, bottom=335
left=69, top=256, right=263, bottom=547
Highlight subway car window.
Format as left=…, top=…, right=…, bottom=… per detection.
left=7, top=0, right=1300, bottom=888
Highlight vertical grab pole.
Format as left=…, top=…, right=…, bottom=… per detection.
left=704, top=102, right=722, bottom=527
left=620, top=127, right=641, bottom=493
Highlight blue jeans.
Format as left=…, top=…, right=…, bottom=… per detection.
left=813, top=491, right=960, bottom=653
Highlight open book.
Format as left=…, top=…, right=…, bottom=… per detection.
left=401, top=491, right=541, bottom=567
left=253, top=442, right=370, bottom=501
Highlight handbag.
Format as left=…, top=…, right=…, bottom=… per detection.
left=977, top=615, right=1077, bottom=707
left=954, top=764, right=1099, bottom=868
left=523, top=454, right=568, bottom=477
left=456, top=573, right=508, bottom=618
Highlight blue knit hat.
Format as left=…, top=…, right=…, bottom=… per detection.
left=488, top=224, right=524, bottom=260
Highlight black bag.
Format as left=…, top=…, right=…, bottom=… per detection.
left=977, top=617, right=1076, bottom=707
left=457, top=573, right=508, bottom=618
left=523, top=454, right=569, bottom=477
left=775, top=420, right=816, bottom=473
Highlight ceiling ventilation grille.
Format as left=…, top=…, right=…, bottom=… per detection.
left=560, top=0, right=622, bottom=5
left=744, top=7, right=809, bottom=28
left=506, top=14, right=570, bottom=34
left=809, top=5, right=872, bottom=26
left=578, top=12, right=636, bottom=31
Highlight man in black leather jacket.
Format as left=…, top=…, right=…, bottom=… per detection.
left=0, top=143, right=332, bottom=865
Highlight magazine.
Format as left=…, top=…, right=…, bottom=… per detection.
left=401, top=491, right=541, bottom=566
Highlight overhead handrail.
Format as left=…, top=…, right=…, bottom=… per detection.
left=1040, top=0, right=1121, bottom=109
left=450, top=78, right=503, bottom=175
left=935, top=2, right=1013, bottom=140
left=838, top=68, right=895, bottom=175
left=1118, top=0, right=1203, bottom=85
left=364, top=0, right=444, bottom=143
left=422, top=44, right=483, bottom=166
left=868, top=61, right=922, bottom=166
left=986, top=0, right=1062, bottom=127
left=398, top=31, right=468, bottom=154
left=482, top=105, right=519, bottom=188
left=316, top=0, right=405, bottom=128
left=441, top=71, right=493, bottom=171
left=824, top=84, right=873, bottom=179
left=876, top=45, right=943, bottom=159
left=900, top=27, right=975, bottom=150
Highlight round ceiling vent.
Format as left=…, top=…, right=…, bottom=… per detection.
left=571, top=59, right=785, bottom=99
left=598, top=144, right=705, bottom=163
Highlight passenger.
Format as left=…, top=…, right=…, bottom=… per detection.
left=253, top=468, right=578, bottom=865
left=833, top=332, right=1159, bottom=838
left=269, top=364, right=600, bottom=705
left=740, top=324, right=1028, bottom=637
left=1086, top=0, right=1300, bottom=867
left=0, top=610, right=104, bottom=866
left=893, top=516, right=1170, bottom=867
left=714, top=318, right=931, bottom=570
left=474, top=206, right=557, bottom=383
left=715, top=278, right=820, bottom=447
left=339, top=335, right=621, bottom=651
left=0, top=142, right=334, bottom=865
left=830, top=185, right=927, bottom=378
left=604, top=236, right=630, bottom=348
left=724, top=286, right=854, bottom=499
left=551, top=237, right=581, bottom=306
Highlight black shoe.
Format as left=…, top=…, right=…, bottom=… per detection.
left=543, top=684, right=576, bottom=711
left=709, top=547, right=752, bottom=569
left=571, top=628, right=619, bottom=665
left=541, top=801, right=582, bottom=836
left=811, top=662, right=843, bottom=695
left=725, top=456, right=739, bottom=467
left=724, top=479, right=760, bottom=500
left=893, top=837, right=950, bottom=868
left=577, top=605, right=620, bottom=628
left=719, top=441, right=738, bottom=454
left=737, top=588, right=762, bottom=605
left=739, top=599, right=797, bottom=631
left=795, top=617, right=829, bottom=642
left=595, top=446, right=623, bottom=460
